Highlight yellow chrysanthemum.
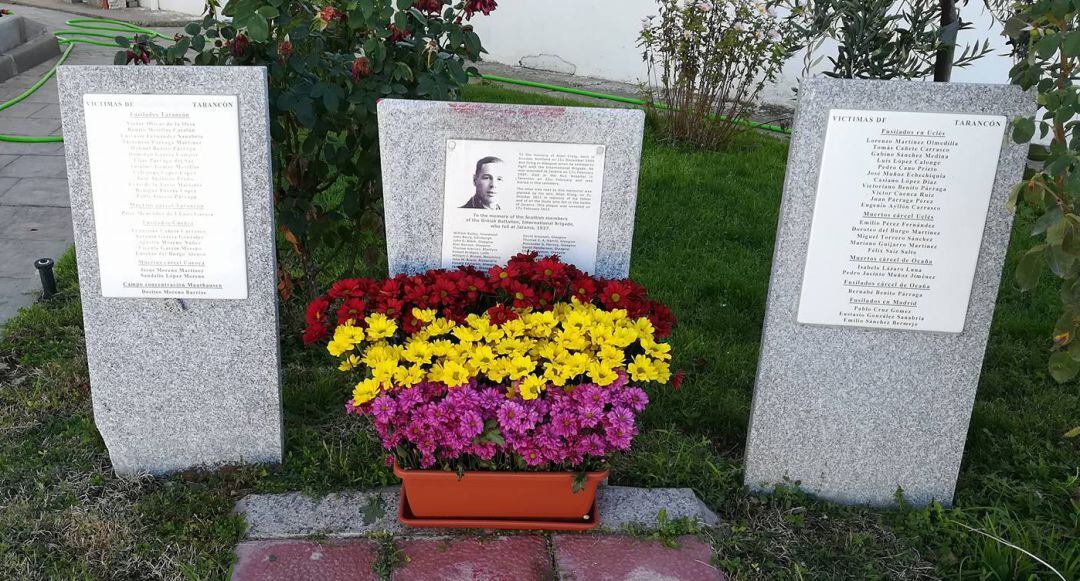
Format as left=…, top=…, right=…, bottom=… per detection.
left=519, top=374, right=545, bottom=400
left=468, top=344, right=497, bottom=373
left=362, top=341, right=399, bottom=367
left=495, top=337, right=528, bottom=356
left=401, top=339, right=434, bottom=364
left=364, top=313, right=398, bottom=340
left=555, top=328, right=589, bottom=351
left=333, top=324, right=366, bottom=345
left=327, top=338, right=353, bottom=357
left=352, top=377, right=380, bottom=405
left=452, top=325, right=483, bottom=343
left=544, top=363, right=569, bottom=387
left=627, top=354, right=655, bottom=383
left=587, top=361, right=618, bottom=386
left=411, top=307, right=436, bottom=323
left=501, top=318, right=528, bottom=339
left=430, top=339, right=453, bottom=357
left=338, top=354, right=362, bottom=372
left=641, top=337, right=672, bottom=361
left=598, top=344, right=624, bottom=366
left=609, top=326, right=637, bottom=349
left=441, top=360, right=471, bottom=387
left=632, top=317, right=655, bottom=340
left=426, top=317, right=456, bottom=337
left=524, top=311, right=557, bottom=337
left=371, top=361, right=398, bottom=387
left=507, top=354, right=537, bottom=380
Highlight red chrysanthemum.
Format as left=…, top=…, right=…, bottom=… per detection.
left=302, top=323, right=328, bottom=345
left=486, top=305, right=518, bottom=325
left=306, top=296, right=330, bottom=326
left=599, top=280, right=634, bottom=310
left=336, top=298, right=367, bottom=324
left=649, top=302, right=676, bottom=338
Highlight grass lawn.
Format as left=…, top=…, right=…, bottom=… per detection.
left=1, top=81, right=1077, bottom=579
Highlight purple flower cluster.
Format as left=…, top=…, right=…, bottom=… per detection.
left=352, top=372, right=647, bottom=469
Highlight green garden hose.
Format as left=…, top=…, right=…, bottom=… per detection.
left=0, top=16, right=790, bottom=143
left=470, top=72, right=793, bottom=135
left=0, top=18, right=165, bottom=143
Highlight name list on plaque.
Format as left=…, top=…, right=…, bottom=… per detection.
left=796, top=109, right=1006, bottom=333
left=83, top=94, right=247, bottom=299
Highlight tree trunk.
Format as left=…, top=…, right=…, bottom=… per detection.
left=934, top=0, right=958, bottom=81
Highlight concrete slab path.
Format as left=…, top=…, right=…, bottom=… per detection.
left=0, top=2, right=179, bottom=326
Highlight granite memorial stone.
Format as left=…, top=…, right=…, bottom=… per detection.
left=744, top=78, right=1034, bottom=506
left=377, top=100, right=644, bottom=277
left=57, top=65, right=282, bottom=477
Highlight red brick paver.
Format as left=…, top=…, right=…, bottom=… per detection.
left=392, top=535, right=552, bottom=581
left=231, top=539, right=380, bottom=581
left=553, top=534, right=724, bottom=581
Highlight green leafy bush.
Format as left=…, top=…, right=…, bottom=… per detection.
left=116, top=0, right=496, bottom=296
left=783, top=0, right=991, bottom=80
left=637, top=0, right=794, bottom=149
left=1006, top=0, right=1080, bottom=382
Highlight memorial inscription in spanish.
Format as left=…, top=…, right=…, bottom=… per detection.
left=83, top=94, right=247, bottom=299
left=797, top=109, right=1007, bottom=333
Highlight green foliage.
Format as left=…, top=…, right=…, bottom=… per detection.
left=784, top=0, right=991, bottom=80
left=2, top=87, right=1076, bottom=579
left=115, top=0, right=491, bottom=296
left=1007, top=0, right=1080, bottom=382
left=638, top=0, right=795, bottom=150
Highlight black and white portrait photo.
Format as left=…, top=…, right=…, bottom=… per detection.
left=460, top=155, right=505, bottom=210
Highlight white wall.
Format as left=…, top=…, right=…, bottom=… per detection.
left=473, top=2, right=1016, bottom=109
left=156, top=0, right=1016, bottom=110
left=156, top=0, right=207, bottom=15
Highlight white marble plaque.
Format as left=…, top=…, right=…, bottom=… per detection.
left=797, top=109, right=1006, bottom=333
left=440, top=138, right=605, bottom=272
left=83, top=93, right=247, bottom=299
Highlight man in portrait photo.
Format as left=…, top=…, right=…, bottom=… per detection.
left=460, top=156, right=505, bottom=210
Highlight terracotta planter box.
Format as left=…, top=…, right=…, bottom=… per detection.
left=394, top=463, right=607, bottom=521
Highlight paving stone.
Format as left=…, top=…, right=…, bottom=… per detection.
left=0, top=206, right=72, bottom=240
left=231, top=539, right=380, bottom=581
left=29, top=103, right=59, bottom=119
left=17, top=78, right=57, bottom=104
left=553, top=534, right=723, bottom=581
left=0, top=154, right=66, bottom=178
left=597, top=486, right=720, bottom=532
left=0, top=117, right=60, bottom=136
left=0, top=177, right=69, bottom=206
left=0, top=140, right=64, bottom=155
left=0, top=237, right=69, bottom=278
left=0, top=101, right=48, bottom=119
left=0, top=154, right=16, bottom=169
left=392, top=536, right=551, bottom=581
left=0, top=276, right=40, bottom=323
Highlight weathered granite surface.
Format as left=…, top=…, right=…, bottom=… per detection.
left=57, top=66, right=281, bottom=476
left=743, top=78, right=1035, bottom=506
left=377, top=99, right=644, bottom=278
left=235, top=485, right=719, bottom=537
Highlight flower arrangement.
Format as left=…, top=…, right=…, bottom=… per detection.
left=305, top=253, right=676, bottom=472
